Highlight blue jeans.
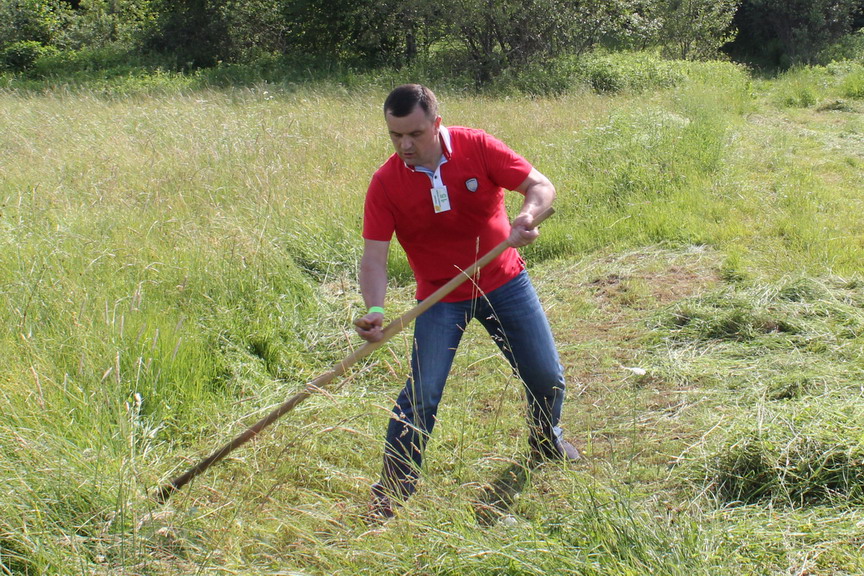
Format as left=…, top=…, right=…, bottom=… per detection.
left=375, top=270, right=565, bottom=500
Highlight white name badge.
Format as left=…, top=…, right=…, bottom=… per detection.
left=431, top=186, right=451, bottom=213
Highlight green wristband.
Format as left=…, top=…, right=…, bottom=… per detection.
left=368, top=306, right=385, bottom=315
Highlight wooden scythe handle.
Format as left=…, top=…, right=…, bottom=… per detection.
left=154, top=207, right=555, bottom=503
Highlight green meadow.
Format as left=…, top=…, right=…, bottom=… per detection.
left=2, top=56, right=864, bottom=575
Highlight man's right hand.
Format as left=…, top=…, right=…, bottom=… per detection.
left=354, top=312, right=385, bottom=342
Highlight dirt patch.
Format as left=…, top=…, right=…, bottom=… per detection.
left=541, top=246, right=722, bottom=366
left=534, top=246, right=724, bottom=473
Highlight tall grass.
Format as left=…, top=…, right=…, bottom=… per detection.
left=1, top=55, right=864, bottom=574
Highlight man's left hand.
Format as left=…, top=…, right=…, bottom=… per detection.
left=508, top=213, right=541, bottom=247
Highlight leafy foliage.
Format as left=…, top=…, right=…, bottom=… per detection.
left=0, top=39, right=57, bottom=70
left=727, top=0, right=864, bottom=67
left=3, top=0, right=864, bottom=78
left=144, top=0, right=231, bottom=67
left=56, top=0, right=159, bottom=50
left=659, top=0, right=741, bottom=60
left=0, top=0, right=70, bottom=47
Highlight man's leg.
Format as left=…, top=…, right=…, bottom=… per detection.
left=372, top=300, right=470, bottom=510
left=476, top=271, right=578, bottom=461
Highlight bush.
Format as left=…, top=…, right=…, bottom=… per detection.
left=573, top=51, right=686, bottom=93
left=728, top=0, right=862, bottom=68
left=0, top=40, right=57, bottom=71
left=840, top=66, right=864, bottom=99
left=659, top=0, right=740, bottom=61
left=817, top=29, right=864, bottom=64
left=0, top=0, right=71, bottom=48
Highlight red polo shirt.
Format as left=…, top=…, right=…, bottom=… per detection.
left=363, top=125, right=533, bottom=302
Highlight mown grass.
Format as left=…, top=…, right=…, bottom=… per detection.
left=1, top=55, right=864, bottom=574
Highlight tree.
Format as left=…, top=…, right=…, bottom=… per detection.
left=436, top=0, right=619, bottom=83
left=278, top=0, right=414, bottom=66
left=727, top=0, right=863, bottom=66
left=57, top=0, right=158, bottom=50
left=659, top=0, right=741, bottom=60
left=566, top=0, right=665, bottom=54
left=0, top=0, right=71, bottom=47
left=145, top=0, right=232, bottom=67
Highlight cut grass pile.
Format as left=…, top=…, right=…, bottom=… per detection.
left=650, top=277, right=864, bottom=508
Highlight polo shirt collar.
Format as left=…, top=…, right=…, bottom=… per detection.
left=439, top=124, right=452, bottom=159
left=403, top=124, right=452, bottom=171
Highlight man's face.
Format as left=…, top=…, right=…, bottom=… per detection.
left=385, top=105, right=442, bottom=170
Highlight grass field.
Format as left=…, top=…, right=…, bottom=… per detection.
left=2, top=57, right=864, bottom=575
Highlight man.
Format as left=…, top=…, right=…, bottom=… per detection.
left=355, top=84, right=578, bottom=519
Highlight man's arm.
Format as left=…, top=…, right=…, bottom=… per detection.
left=509, top=167, right=556, bottom=247
left=356, top=239, right=390, bottom=342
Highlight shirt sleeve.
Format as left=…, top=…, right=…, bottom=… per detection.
left=362, top=172, right=396, bottom=241
left=477, top=130, right=533, bottom=191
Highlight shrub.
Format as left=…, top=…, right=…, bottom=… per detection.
left=728, top=0, right=862, bottom=68
left=660, top=0, right=740, bottom=61
left=0, top=40, right=57, bottom=71
left=817, top=29, right=864, bottom=64
left=841, top=67, right=864, bottom=99
left=0, top=0, right=70, bottom=48
left=573, top=51, right=686, bottom=93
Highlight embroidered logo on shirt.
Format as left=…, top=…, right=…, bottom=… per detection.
left=465, top=178, right=479, bottom=192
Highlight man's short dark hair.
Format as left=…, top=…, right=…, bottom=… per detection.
left=384, top=84, right=438, bottom=119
